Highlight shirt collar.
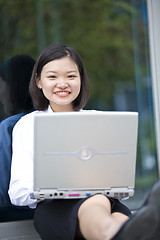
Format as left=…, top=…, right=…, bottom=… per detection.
left=46, top=104, right=83, bottom=113
left=47, top=105, right=54, bottom=113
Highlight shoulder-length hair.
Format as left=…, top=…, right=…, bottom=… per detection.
left=29, top=44, right=90, bottom=111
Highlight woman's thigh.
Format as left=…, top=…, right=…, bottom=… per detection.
left=33, top=196, right=131, bottom=240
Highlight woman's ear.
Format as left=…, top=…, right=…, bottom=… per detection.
left=36, top=77, right=42, bottom=89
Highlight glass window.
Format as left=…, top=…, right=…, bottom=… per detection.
left=147, top=0, right=160, bottom=177
left=0, top=0, right=158, bottom=221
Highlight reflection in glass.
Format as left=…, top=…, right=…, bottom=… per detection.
left=0, top=55, right=35, bottom=118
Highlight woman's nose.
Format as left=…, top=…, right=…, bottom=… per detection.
left=56, top=79, right=68, bottom=88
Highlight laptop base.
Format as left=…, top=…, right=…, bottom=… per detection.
left=30, top=188, right=134, bottom=200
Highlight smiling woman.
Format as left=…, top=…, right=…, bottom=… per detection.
left=36, top=57, right=81, bottom=112
left=8, top=43, right=133, bottom=240
left=0, top=1, right=159, bottom=239
left=29, top=44, right=89, bottom=112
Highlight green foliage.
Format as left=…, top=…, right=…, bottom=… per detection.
left=0, top=0, right=146, bottom=110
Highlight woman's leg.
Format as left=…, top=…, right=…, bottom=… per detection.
left=78, top=194, right=129, bottom=240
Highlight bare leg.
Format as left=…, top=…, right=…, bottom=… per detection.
left=112, top=212, right=129, bottom=224
left=78, top=195, right=128, bottom=240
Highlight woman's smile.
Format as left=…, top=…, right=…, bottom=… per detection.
left=54, top=90, right=71, bottom=97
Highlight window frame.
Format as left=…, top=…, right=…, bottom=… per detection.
left=147, top=0, right=160, bottom=176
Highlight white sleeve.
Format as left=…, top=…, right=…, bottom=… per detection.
left=8, top=113, right=38, bottom=209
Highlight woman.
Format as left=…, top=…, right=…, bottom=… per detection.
left=8, top=44, right=160, bottom=240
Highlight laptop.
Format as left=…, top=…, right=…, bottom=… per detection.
left=30, top=111, right=138, bottom=200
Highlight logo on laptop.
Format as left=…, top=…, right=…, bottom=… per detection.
left=79, top=147, right=92, bottom=160
left=43, top=146, right=127, bottom=161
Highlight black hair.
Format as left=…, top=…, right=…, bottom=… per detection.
left=29, top=43, right=89, bottom=111
left=0, top=55, right=35, bottom=115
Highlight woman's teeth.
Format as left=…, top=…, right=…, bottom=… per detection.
left=55, top=91, right=70, bottom=95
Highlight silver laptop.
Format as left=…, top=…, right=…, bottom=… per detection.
left=31, top=111, right=138, bottom=200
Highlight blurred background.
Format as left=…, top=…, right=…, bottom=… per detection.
left=0, top=0, right=158, bottom=218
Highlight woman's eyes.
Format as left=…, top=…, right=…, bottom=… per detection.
left=48, top=75, right=56, bottom=79
left=48, top=75, right=77, bottom=79
left=68, top=75, right=76, bottom=79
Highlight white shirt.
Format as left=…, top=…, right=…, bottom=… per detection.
left=8, top=106, right=91, bottom=208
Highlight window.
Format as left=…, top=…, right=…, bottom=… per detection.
left=0, top=0, right=158, bottom=221
left=147, top=0, right=160, bottom=178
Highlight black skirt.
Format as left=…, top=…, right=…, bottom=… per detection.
left=34, top=197, right=132, bottom=240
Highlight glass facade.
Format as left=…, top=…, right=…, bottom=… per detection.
left=0, top=0, right=158, bottom=221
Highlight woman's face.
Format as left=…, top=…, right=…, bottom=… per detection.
left=37, top=57, right=81, bottom=112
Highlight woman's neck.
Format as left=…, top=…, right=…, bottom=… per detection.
left=50, top=103, right=74, bottom=112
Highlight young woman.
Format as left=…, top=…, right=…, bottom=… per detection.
left=8, top=44, right=160, bottom=240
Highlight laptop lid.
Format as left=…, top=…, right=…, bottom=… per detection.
left=31, top=111, right=138, bottom=200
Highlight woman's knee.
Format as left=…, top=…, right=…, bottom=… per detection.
left=77, top=195, right=117, bottom=240
left=78, top=194, right=112, bottom=227
left=78, top=194, right=111, bottom=217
